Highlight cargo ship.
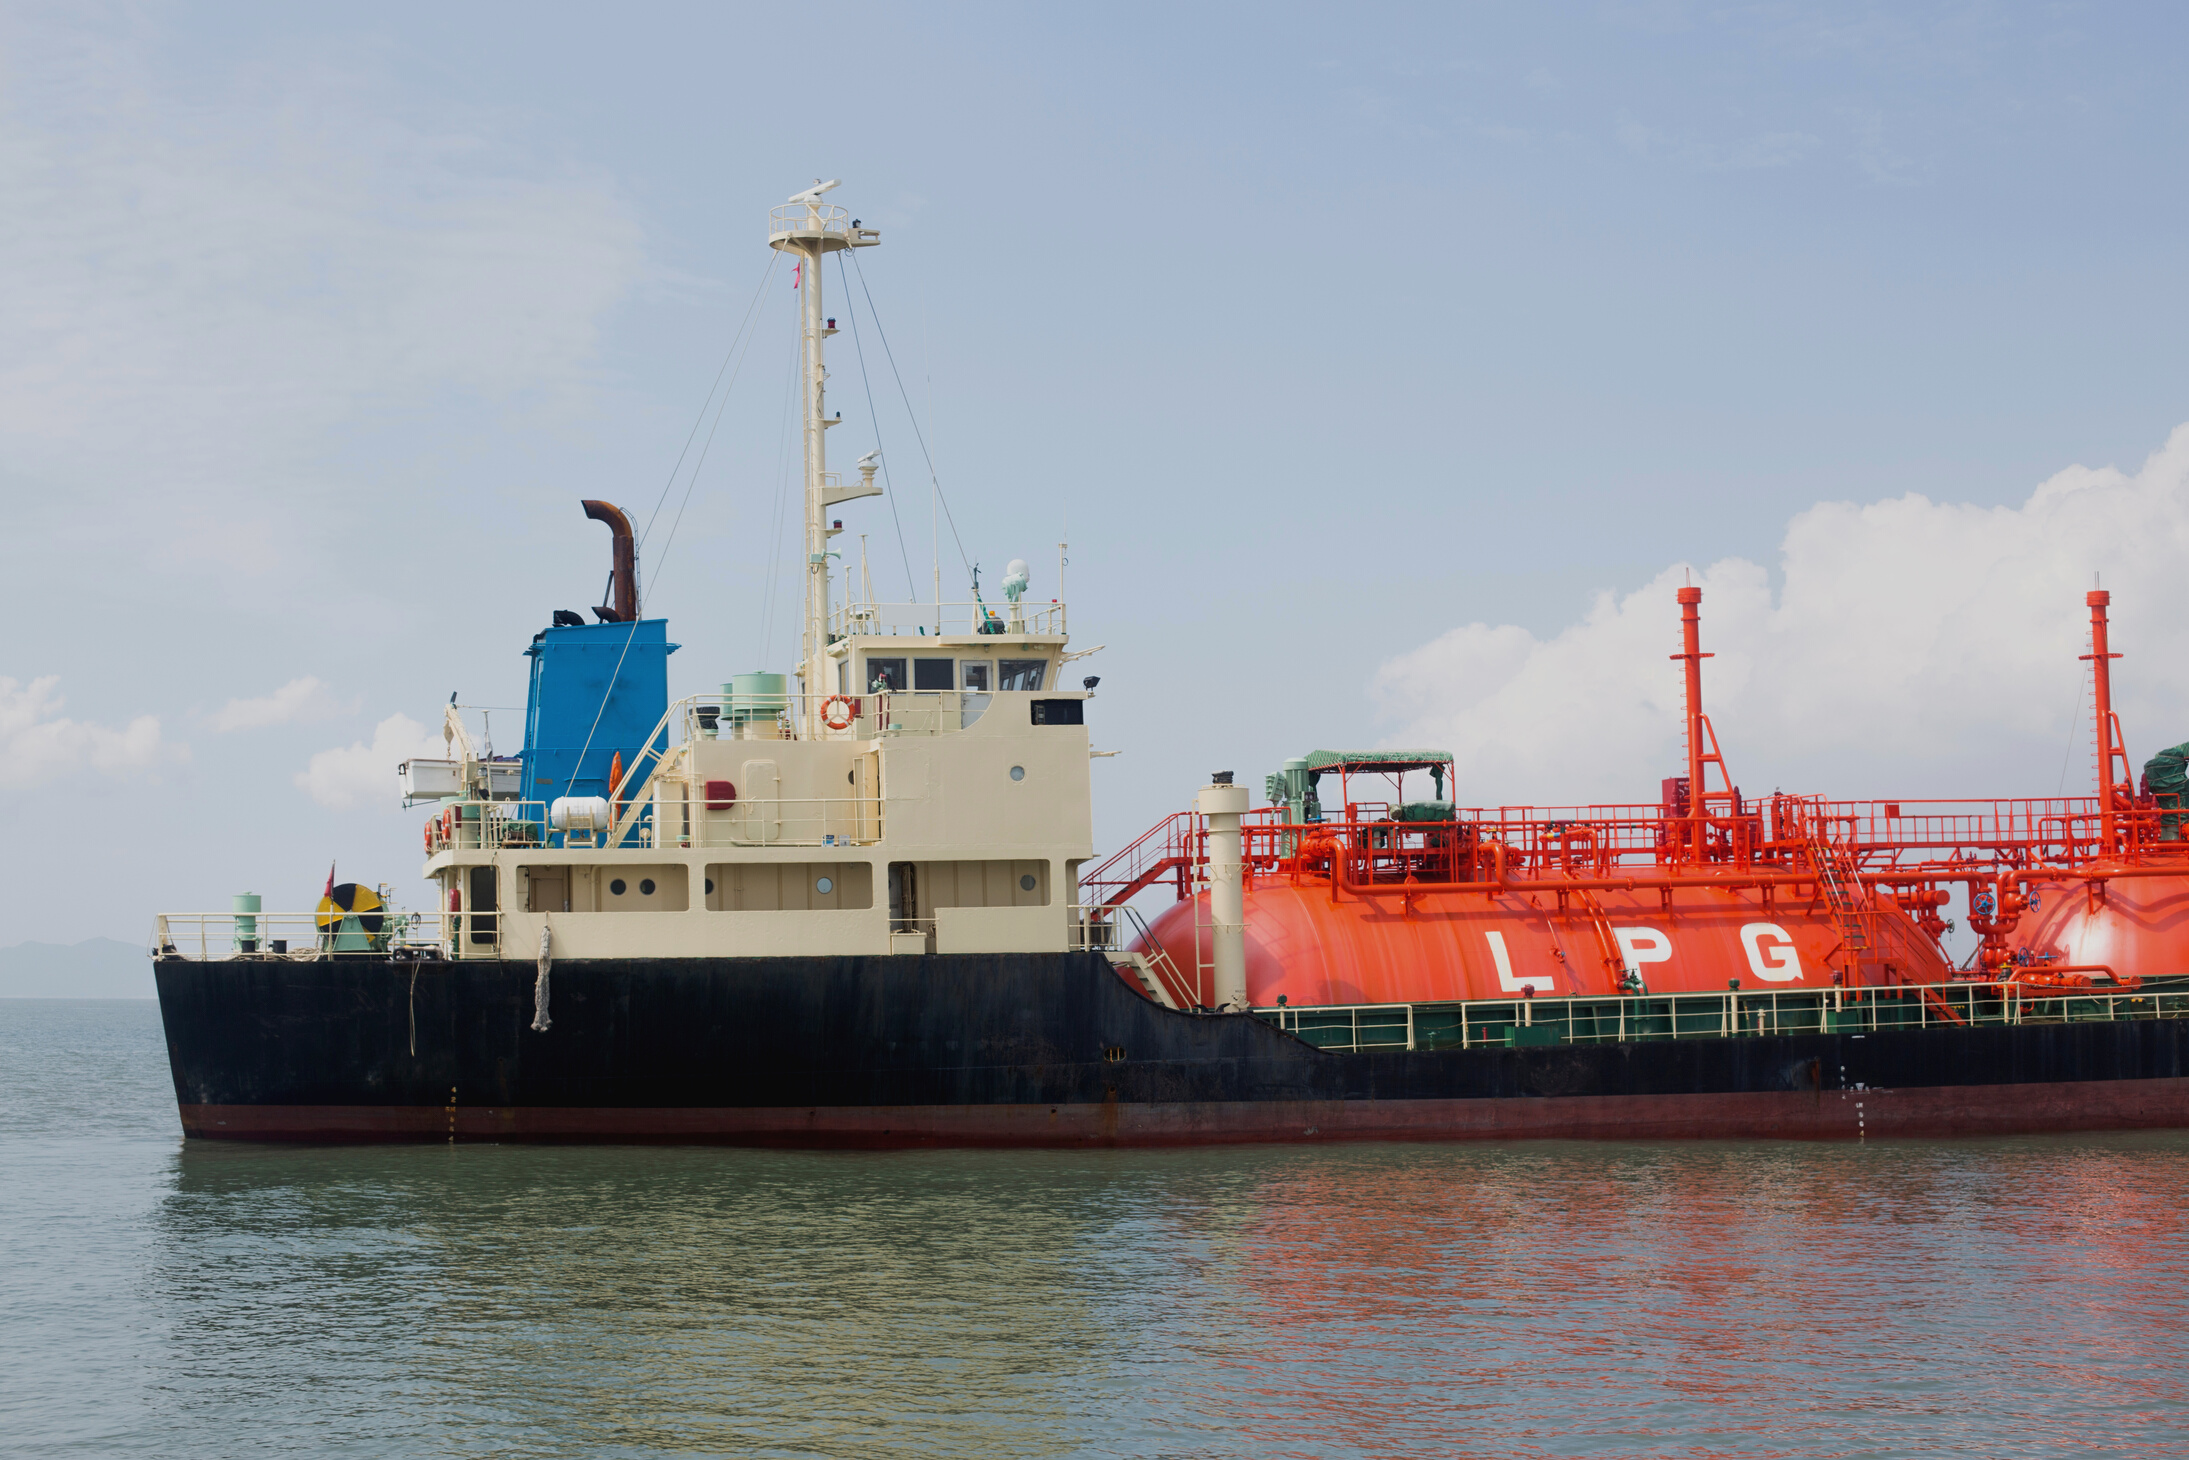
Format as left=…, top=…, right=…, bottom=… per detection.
left=151, top=182, right=2189, bottom=1144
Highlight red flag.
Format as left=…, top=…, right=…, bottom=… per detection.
left=324, top=862, right=337, bottom=897
left=792, top=261, right=801, bottom=289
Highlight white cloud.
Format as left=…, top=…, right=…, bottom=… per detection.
left=1374, top=423, right=2189, bottom=805
left=295, top=714, right=445, bottom=811
left=0, top=676, right=176, bottom=789
left=211, top=676, right=343, bottom=732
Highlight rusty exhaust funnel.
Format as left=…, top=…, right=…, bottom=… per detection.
left=581, top=500, right=638, bottom=622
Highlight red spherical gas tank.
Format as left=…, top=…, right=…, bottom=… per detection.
left=1133, top=876, right=1950, bottom=1007
left=2009, top=867, right=2189, bottom=984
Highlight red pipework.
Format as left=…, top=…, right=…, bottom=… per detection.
left=1961, top=871, right=2037, bottom=973
left=1999, top=963, right=2139, bottom=994
left=1881, top=885, right=1952, bottom=943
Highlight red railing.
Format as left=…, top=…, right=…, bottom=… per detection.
left=1079, top=810, right=1199, bottom=910
left=1087, top=791, right=2189, bottom=905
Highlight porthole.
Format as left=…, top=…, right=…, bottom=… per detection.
left=639, top=878, right=656, bottom=896
left=815, top=876, right=835, bottom=895
left=1020, top=874, right=1037, bottom=892
left=1009, top=765, right=1026, bottom=782
left=609, top=878, right=627, bottom=896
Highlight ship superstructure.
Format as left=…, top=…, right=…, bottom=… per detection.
left=398, top=188, right=1092, bottom=967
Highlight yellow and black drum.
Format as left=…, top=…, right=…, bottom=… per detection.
left=316, top=882, right=386, bottom=953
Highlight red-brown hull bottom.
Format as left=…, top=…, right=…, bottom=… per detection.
left=179, top=1074, right=2189, bottom=1147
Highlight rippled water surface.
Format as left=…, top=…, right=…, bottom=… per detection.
left=7, top=1000, right=2189, bottom=1456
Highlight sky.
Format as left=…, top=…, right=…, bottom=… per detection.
left=6, top=1, right=2189, bottom=943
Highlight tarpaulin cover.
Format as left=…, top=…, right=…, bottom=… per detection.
left=1302, top=749, right=1454, bottom=775
left=2145, top=741, right=2189, bottom=805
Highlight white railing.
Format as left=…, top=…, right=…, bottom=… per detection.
left=154, top=911, right=472, bottom=961
left=1069, top=906, right=1122, bottom=952
left=867, top=691, right=989, bottom=736
left=423, top=801, right=554, bottom=853
left=768, top=202, right=853, bottom=241
left=659, top=795, right=881, bottom=849
left=414, top=679, right=1087, bottom=856
left=1071, top=903, right=1199, bottom=1010
left=1254, top=980, right=2189, bottom=1053
left=828, top=599, right=1067, bottom=639
left=651, top=688, right=1044, bottom=746
left=422, top=795, right=882, bottom=853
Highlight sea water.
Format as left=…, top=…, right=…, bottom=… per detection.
left=4, top=998, right=2186, bottom=1458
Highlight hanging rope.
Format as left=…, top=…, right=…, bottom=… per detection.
left=636, top=252, right=782, bottom=563
left=846, top=249, right=974, bottom=580
left=563, top=618, right=640, bottom=800
left=532, top=922, right=553, bottom=1033
left=559, top=255, right=781, bottom=797
left=646, top=257, right=782, bottom=597
left=2059, top=655, right=2091, bottom=795
left=835, top=252, right=919, bottom=600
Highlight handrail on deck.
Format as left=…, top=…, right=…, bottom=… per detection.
left=1252, top=977, right=2186, bottom=1053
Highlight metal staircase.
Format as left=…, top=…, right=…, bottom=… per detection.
left=1804, top=811, right=1872, bottom=979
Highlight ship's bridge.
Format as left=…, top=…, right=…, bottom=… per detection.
left=821, top=594, right=1078, bottom=738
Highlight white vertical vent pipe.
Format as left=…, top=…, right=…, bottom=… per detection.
left=1197, top=776, right=1251, bottom=1012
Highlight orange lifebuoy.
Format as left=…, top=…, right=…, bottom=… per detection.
left=424, top=820, right=435, bottom=853
left=821, top=695, right=857, bottom=731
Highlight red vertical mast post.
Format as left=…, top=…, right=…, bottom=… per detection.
left=2084, top=589, right=2126, bottom=854
left=1673, top=586, right=1711, bottom=864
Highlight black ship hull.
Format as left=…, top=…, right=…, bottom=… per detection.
left=153, top=952, right=2189, bottom=1144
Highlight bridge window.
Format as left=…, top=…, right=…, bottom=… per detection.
left=961, top=661, right=991, bottom=691
left=865, top=657, right=906, bottom=691
left=914, top=657, right=954, bottom=690
left=999, top=658, right=1046, bottom=692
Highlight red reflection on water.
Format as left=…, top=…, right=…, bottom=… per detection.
left=1180, top=1140, right=2189, bottom=1458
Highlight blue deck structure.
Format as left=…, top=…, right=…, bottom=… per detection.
left=521, top=618, right=678, bottom=807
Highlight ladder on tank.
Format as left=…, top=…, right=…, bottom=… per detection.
left=1805, top=812, right=1873, bottom=978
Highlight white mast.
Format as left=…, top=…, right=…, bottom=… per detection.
left=768, top=181, right=880, bottom=734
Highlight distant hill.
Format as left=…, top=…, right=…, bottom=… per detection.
left=0, top=938, right=155, bottom=998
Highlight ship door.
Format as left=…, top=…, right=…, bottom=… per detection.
left=741, top=759, right=780, bottom=843
left=527, top=868, right=568, bottom=914
left=888, top=861, right=929, bottom=951
left=855, top=750, right=881, bottom=842
left=467, top=865, right=499, bottom=950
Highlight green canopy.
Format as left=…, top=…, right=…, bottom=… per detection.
left=1301, top=749, right=1454, bottom=776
